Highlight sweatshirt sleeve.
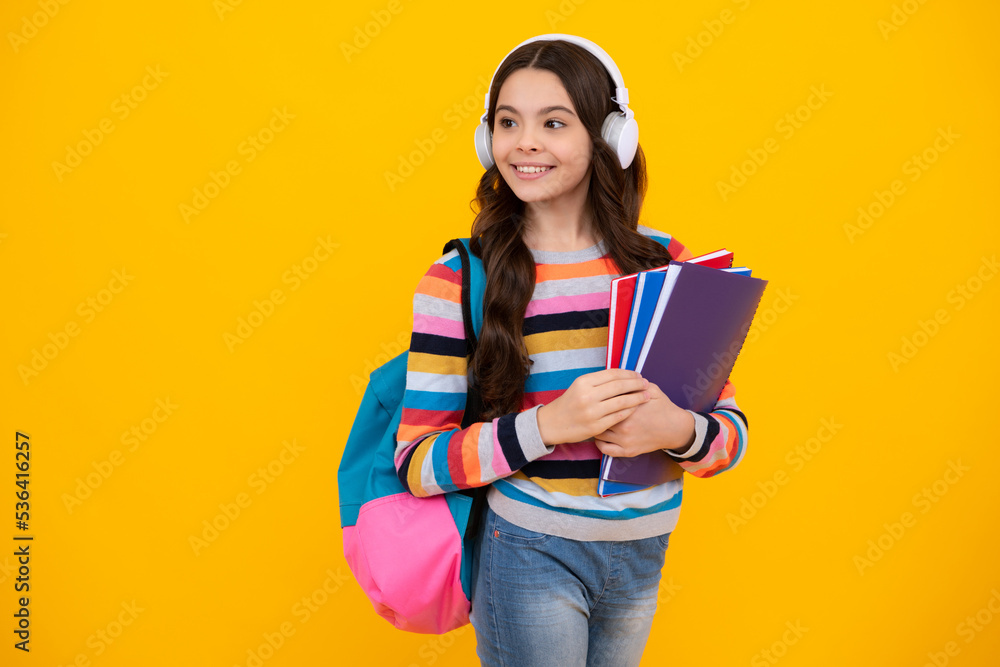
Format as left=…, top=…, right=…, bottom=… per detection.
left=663, top=377, right=749, bottom=478
left=394, top=251, right=555, bottom=498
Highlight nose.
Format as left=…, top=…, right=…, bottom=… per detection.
left=515, top=125, right=540, bottom=154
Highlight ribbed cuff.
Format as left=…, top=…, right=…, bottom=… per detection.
left=521, top=404, right=555, bottom=461
left=664, top=410, right=708, bottom=459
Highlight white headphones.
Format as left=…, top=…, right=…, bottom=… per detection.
left=473, top=33, right=639, bottom=171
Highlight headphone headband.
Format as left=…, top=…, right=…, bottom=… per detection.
left=473, top=33, right=639, bottom=170
left=479, top=33, right=631, bottom=126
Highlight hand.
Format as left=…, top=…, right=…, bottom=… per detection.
left=593, top=382, right=696, bottom=458
left=536, top=369, right=650, bottom=446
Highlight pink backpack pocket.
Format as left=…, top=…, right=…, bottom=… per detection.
left=343, top=492, right=470, bottom=634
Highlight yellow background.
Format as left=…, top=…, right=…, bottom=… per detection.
left=2, top=0, right=998, bottom=665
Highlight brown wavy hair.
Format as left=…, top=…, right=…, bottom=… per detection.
left=468, top=38, right=676, bottom=419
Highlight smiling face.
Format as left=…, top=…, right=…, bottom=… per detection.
left=492, top=67, right=594, bottom=211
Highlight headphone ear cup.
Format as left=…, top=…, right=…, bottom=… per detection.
left=601, top=112, right=639, bottom=169
left=474, top=121, right=495, bottom=170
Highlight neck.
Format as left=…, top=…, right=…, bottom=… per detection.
left=521, top=205, right=598, bottom=252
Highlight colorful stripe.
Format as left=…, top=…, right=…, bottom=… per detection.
left=393, top=226, right=750, bottom=538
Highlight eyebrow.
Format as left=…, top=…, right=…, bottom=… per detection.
left=495, top=104, right=577, bottom=117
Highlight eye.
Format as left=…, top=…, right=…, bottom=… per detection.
left=497, top=118, right=566, bottom=129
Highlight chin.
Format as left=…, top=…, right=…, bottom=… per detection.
left=511, top=188, right=552, bottom=203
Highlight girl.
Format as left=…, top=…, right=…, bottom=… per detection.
left=394, top=34, right=748, bottom=666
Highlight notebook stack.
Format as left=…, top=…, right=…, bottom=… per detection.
left=598, top=249, right=768, bottom=497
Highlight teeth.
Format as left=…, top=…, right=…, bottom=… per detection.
left=515, top=165, right=552, bottom=173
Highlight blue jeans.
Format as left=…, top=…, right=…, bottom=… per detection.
left=470, top=505, right=670, bottom=667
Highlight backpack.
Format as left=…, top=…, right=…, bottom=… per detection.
left=338, top=237, right=488, bottom=635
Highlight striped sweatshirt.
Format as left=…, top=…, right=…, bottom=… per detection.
left=394, top=225, right=749, bottom=541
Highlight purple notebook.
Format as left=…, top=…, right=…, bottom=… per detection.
left=601, top=261, right=767, bottom=488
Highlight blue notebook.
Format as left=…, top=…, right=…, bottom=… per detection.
left=619, top=271, right=666, bottom=372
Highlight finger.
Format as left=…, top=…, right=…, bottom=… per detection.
left=651, top=384, right=674, bottom=403
left=593, top=377, right=650, bottom=402
left=588, top=368, right=644, bottom=387
left=594, top=439, right=625, bottom=457
left=596, top=389, right=649, bottom=418
left=593, top=404, right=639, bottom=433
left=595, top=429, right=620, bottom=445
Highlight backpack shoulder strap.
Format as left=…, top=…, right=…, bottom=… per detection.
left=442, top=238, right=485, bottom=348
left=442, top=238, right=491, bottom=542
left=441, top=237, right=487, bottom=473
left=647, top=233, right=672, bottom=253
